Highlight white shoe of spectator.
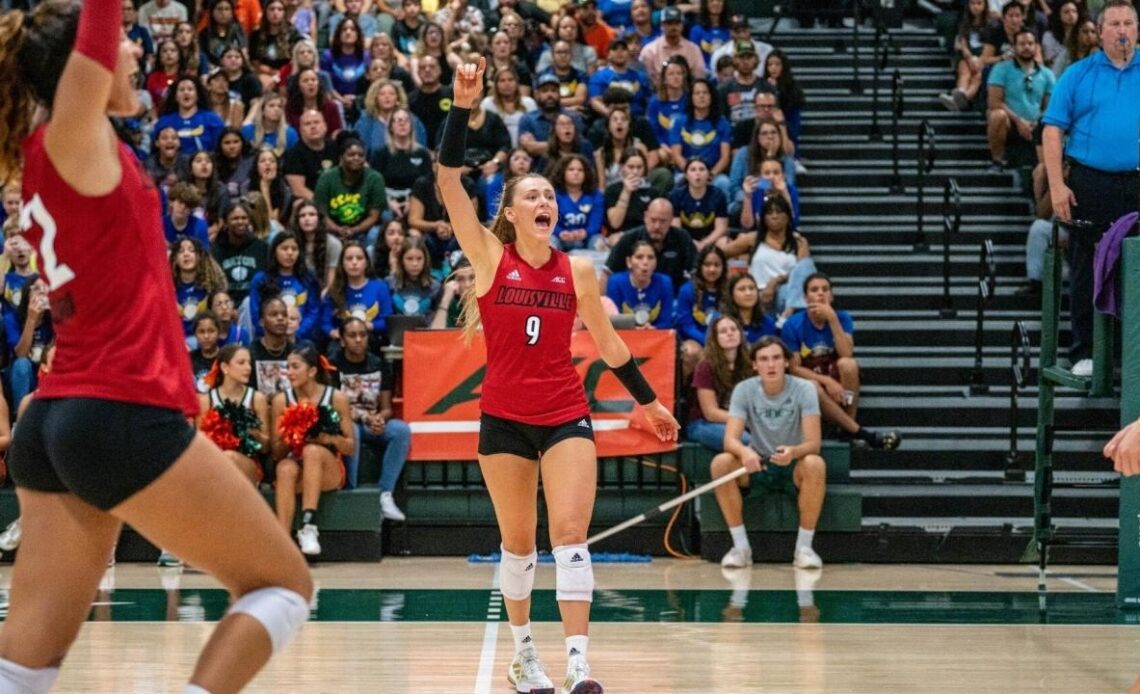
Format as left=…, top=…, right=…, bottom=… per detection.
left=793, top=546, right=823, bottom=570
left=0, top=519, right=21, bottom=552
left=380, top=491, right=406, bottom=522
left=720, top=546, right=753, bottom=569
left=297, top=524, right=321, bottom=556
left=1070, top=358, right=1093, bottom=377
left=507, top=646, right=554, bottom=693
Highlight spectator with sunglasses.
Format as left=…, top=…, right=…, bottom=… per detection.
left=985, top=29, right=1055, bottom=172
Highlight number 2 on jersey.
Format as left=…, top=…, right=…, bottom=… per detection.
left=525, top=315, right=541, bottom=345
left=20, top=194, right=76, bottom=290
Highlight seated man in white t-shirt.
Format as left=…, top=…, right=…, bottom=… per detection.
left=710, top=336, right=826, bottom=571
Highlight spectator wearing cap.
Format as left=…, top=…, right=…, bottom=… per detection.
left=519, top=73, right=587, bottom=158
left=537, top=40, right=590, bottom=111
left=640, top=6, right=708, bottom=86
left=709, top=14, right=772, bottom=71
left=314, top=132, right=389, bottom=247
left=589, top=38, right=653, bottom=118
left=719, top=40, right=764, bottom=127
left=688, top=0, right=733, bottom=71
left=574, top=0, right=618, bottom=61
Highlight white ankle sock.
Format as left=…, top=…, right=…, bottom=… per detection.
left=796, top=527, right=815, bottom=552
left=0, top=657, right=59, bottom=694
left=729, top=525, right=750, bottom=551
left=510, top=622, right=535, bottom=653
left=566, top=634, right=589, bottom=659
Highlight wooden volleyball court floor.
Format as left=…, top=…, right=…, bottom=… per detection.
left=7, top=559, right=1138, bottom=693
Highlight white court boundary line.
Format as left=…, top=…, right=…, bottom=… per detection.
left=474, top=565, right=502, bottom=694
left=1059, top=576, right=1099, bottom=593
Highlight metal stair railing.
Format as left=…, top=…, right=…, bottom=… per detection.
left=1031, top=218, right=1117, bottom=596
left=1005, top=321, right=1031, bottom=482
left=913, top=120, right=936, bottom=250
left=969, top=239, right=997, bottom=395
left=939, top=177, right=961, bottom=318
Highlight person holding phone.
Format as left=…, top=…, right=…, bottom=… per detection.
left=709, top=336, right=827, bottom=570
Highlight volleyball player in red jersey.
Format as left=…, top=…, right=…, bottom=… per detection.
left=439, top=58, right=681, bottom=694
left=0, top=3, right=311, bottom=692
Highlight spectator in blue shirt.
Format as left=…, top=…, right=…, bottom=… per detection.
left=676, top=245, right=727, bottom=374
left=720, top=273, right=777, bottom=345
left=550, top=154, right=605, bottom=251
left=985, top=30, right=1055, bottom=171
left=688, top=0, right=732, bottom=70
left=670, top=158, right=729, bottom=250
left=646, top=56, right=691, bottom=148
left=248, top=230, right=322, bottom=341
left=782, top=272, right=900, bottom=450
left=154, top=76, right=227, bottom=154
left=668, top=78, right=733, bottom=198
left=163, top=183, right=211, bottom=248
left=6, top=277, right=53, bottom=410
left=320, top=241, right=393, bottom=342
left=172, top=236, right=228, bottom=337
left=588, top=38, right=653, bottom=118
left=606, top=240, right=675, bottom=329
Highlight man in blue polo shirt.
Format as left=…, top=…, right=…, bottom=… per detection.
left=985, top=29, right=1054, bottom=171
left=1042, top=0, right=1140, bottom=377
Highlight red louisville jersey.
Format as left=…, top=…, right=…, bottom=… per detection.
left=20, top=127, right=199, bottom=417
left=476, top=244, right=589, bottom=425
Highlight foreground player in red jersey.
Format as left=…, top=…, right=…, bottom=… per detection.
left=438, top=57, right=681, bottom=694
left=0, top=3, right=311, bottom=692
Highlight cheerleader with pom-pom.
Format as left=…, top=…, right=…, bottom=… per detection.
left=198, top=344, right=270, bottom=485
left=271, top=343, right=355, bottom=556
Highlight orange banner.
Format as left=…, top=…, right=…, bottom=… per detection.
left=403, top=329, right=677, bottom=460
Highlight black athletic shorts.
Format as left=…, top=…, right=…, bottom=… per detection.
left=8, top=398, right=196, bottom=511
left=477, top=412, right=595, bottom=459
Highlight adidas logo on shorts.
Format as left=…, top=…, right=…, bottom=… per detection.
left=507, top=269, right=522, bottom=281
left=525, top=563, right=534, bottom=571
left=570, top=553, right=583, bottom=563
left=568, top=647, right=581, bottom=656
left=578, top=419, right=590, bottom=429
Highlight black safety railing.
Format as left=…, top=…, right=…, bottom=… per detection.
left=969, top=239, right=997, bottom=395
left=1005, top=321, right=1032, bottom=481
left=914, top=120, right=936, bottom=251
left=851, top=0, right=862, bottom=92
left=939, top=177, right=962, bottom=318
left=888, top=69, right=904, bottom=193
left=868, top=20, right=893, bottom=141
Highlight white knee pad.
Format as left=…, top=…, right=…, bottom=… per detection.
left=228, top=586, right=309, bottom=655
left=553, top=544, right=594, bottom=603
left=498, top=545, right=537, bottom=601
left=0, top=657, right=58, bottom=694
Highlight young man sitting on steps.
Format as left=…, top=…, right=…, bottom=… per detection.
left=711, top=336, right=826, bottom=571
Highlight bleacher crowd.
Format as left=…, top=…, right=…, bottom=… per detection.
left=0, top=0, right=906, bottom=558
